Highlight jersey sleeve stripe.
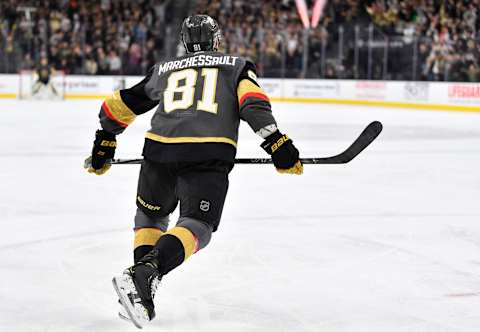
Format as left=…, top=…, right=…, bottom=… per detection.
left=101, top=102, right=127, bottom=128
left=102, top=90, right=137, bottom=127
left=239, top=92, right=270, bottom=106
left=237, top=79, right=270, bottom=106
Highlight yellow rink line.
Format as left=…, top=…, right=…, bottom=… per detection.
left=0, top=93, right=110, bottom=99
left=1, top=93, right=480, bottom=112
left=66, top=94, right=109, bottom=99
left=270, top=97, right=480, bottom=113
left=0, top=93, right=17, bottom=99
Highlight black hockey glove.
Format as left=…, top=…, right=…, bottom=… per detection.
left=84, top=130, right=117, bottom=175
left=261, top=131, right=303, bottom=175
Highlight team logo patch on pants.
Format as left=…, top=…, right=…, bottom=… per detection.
left=199, top=200, right=211, bottom=212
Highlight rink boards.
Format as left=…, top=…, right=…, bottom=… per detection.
left=1, top=74, right=480, bottom=112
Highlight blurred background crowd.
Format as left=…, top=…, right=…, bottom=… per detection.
left=0, top=0, right=174, bottom=75
left=1, top=0, right=479, bottom=81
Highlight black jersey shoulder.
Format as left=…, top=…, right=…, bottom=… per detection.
left=119, top=66, right=158, bottom=114
left=237, top=60, right=260, bottom=87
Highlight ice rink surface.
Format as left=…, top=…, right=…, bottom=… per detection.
left=1, top=99, right=480, bottom=332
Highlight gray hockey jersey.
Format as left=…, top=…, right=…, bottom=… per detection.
left=98, top=51, right=276, bottom=162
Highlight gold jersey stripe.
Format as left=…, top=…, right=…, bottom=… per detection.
left=167, top=227, right=198, bottom=260
left=104, top=90, right=137, bottom=126
left=145, top=132, right=237, bottom=147
left=237, top=79, right=268, bottom=104
left=134, top=228, right=163, bottom=249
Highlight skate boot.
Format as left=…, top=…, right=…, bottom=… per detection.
left=116, top=268, right=159, bottom=322
left=112, top=251, right=162, bottom=329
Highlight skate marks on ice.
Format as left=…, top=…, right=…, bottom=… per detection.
left=0, top=227, right=134, bottom=332
left=443, top=226, right=480, bottom=298
left=0, top=226, right=127, bottom=251
left=212, top=214, right=480, bottom=331
left=445, top=292, right=480, bottom=298
left=5, top=214, right=477, bottom=331
left=152, top=217, right=395, bottom=332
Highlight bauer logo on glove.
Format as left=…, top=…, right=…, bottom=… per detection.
left=84, top=130, right=117, bottom=175
left=261, top=131, right=303, bottom=175
left=270, top=134, right=290, bottom=153
left=100, top=140, right=117, bottom=147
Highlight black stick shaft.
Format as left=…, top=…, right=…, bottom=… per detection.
left=110, top=121, right=382, bottom=166
left=111, top=158, right=324, bottom=165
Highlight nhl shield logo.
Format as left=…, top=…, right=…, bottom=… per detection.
left=199, top=200, right=211, bottom=212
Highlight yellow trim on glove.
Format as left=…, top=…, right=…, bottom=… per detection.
left=276, top=160, right=303, bottom=175
left=84, top=156, right=111, bottom=175
left=87, top=164, right=111, bottom=175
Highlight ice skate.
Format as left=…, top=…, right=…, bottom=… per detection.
left=116, top=275, right=156, bottom=322
left=112, top=260, right=161, bottom=329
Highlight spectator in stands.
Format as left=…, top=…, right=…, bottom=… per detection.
left=107, top=50, right=122, bottom=75
left=416, top=43, right=431, bottom=81
left=467, top=63, right=480, bottom=82
left=126, top=43, right=142, bottom=75
left=84, top=55, right=98, bottom=75
left=96, top=48, right=109, bottom=75
left=20, top=54, right=34, bottom=71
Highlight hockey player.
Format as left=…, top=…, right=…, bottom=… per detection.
left=85, top=14, right=303, bottom=328
left=32, top=58, right=59, bottom=98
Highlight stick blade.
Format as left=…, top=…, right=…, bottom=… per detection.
left=304, top=121, right=383, bottom=164
left=338, top=120, right=383, bottom=163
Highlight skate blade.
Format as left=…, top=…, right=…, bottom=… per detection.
left=112, top=277, right=143, bottom=329
left=118, top=311, right=131, bottom=322
left=118, top=299, right=131, bottom=322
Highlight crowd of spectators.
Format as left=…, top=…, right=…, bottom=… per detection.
left=194, top=0, right=307, bottom=77
left=1, top=0, right=480, bottom=82
left=0, top=0, right=170, bottom=75
left=197, top=0, right=480, bottom=81
left=365, top=0, right=480, bottom=81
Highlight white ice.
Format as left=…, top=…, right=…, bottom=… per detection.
left=1, top=99, right=480, bottom=332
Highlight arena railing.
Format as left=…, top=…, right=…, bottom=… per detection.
left=256, top=24, right=480, bottom=83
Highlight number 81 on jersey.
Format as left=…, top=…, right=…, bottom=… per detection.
left=164, top=68, right=219, bottom=114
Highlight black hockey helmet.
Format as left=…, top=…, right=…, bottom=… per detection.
left=181, top=14, right=221, bottom=53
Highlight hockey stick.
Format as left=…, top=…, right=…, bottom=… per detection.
left=110, top=121, right=382, bottom=165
